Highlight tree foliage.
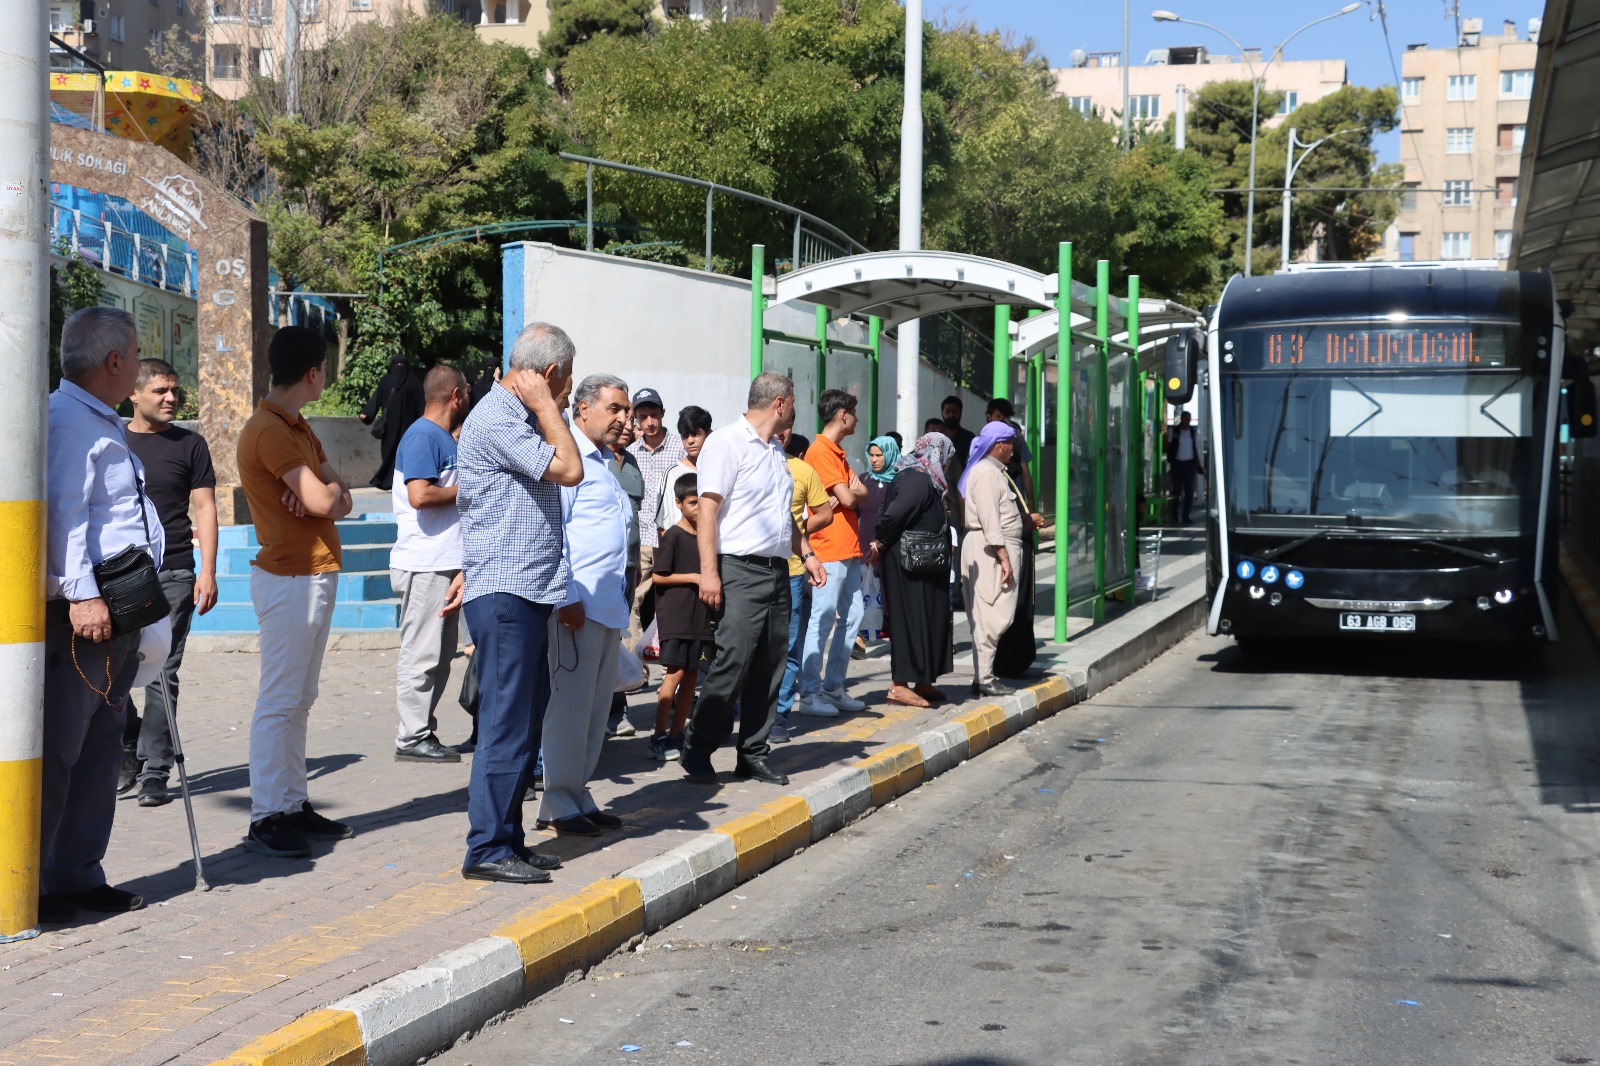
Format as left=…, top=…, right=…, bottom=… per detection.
left=539, top=0, right=656, bottom=85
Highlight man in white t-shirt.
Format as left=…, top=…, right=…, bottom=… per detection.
left=390, top=365, right=470, bottom=762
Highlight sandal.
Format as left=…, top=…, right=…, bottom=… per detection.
left=913, top=684, right=949, bottom=704
left=886, top=685, right=931, bottom=708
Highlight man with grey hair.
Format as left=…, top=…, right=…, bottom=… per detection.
left=534, top=373, right=634, bottom=836
left=456, top=322, right=584, bottom=883
left=40, top=306, right=165, bottom=923
left=680, top=372, right=826, bottom=787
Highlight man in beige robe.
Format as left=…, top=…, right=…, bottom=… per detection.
left=959, top=421, right=1025, bottom=697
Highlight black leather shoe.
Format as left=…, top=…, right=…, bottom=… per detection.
left=514, top=848, right=563, bottom=871
left=462, top=857, right=552, bottom=884
left=449, top=737, right=476, bottom=755
left=585, top=809, right=623, bottom=829
left=536, top=814, right=602, bottom=837
left=396, top=736, right=462, bottom=763
left=137, top=777, right=170, bottom=807
left=680, top=753, right=717, bottom=784
left=116, top=749, right=141, bottom=795
left=734, top=758, right=789, bottom=785
left=971, top=681, right=1014, bottom=698
left=69, top=884, right=145, bottom=913
left=37, top=894, right=79, bottom=924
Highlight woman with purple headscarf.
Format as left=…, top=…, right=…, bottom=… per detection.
left=959, top=421, right=1028, bottom=696
left=866, top=433, right=956, bottom=706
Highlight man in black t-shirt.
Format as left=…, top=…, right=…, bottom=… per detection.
left=119, top=360, right=219, bottom=807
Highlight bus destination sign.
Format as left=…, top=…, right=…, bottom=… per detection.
left=1236, top=325, right=1509, bottom=371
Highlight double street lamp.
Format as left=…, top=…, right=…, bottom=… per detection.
left=1152, top=4, right=1361, bottom=276
left=1281, top=126, right=1359, bottom=269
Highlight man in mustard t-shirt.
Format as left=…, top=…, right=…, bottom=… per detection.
left=775, top=431, right=833, bottom=742
left=236, top=326, right=355, bottom=859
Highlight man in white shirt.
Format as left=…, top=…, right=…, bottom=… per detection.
left=390, top=365, right=471, bottom=763
left=680, top=373, right=826, bottom=787
left=536, top=374, right=634, bottom=835
left=41, top=307, right=167, bottom=924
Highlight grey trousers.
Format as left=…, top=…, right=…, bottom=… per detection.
left=536, top=620, right=620, bottom=822
left=391, top=568, right=461, bottom=748
left=42, top=600, right=140, bottom=895
left=683, top=554, right=789, bottom=762
left=124, top=568, right=196, bottom=781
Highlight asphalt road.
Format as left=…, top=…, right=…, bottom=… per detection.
left=434, top=600, right=1600, bottom=1066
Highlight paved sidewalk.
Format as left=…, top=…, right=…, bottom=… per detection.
left=0, top=534, right=1203, bottom=1066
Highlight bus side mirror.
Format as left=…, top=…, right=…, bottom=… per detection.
left=1570, top=377, right=1597, bottom=438
left=1164, top=330, right=1201, bottom=406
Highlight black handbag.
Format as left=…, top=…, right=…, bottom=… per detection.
left=94, top=472, right=166, bottom=635
left=896, top=484, right=951, bottom=576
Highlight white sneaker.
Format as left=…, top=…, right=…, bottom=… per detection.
left=792, top=697, right=840, bottom=718
left=818, top=688, right=867, bottom=712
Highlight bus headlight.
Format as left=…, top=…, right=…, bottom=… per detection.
left=1269, top=592, right=1283, bottom=606
left=1494, top=589, right=1514, bottom=604
left=1248, top=585, right=1265, bottom=600
left=1476, top=596, right=1492, bottom=611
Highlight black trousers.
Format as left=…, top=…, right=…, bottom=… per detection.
left=683, top=554, right=790, bottom=762
left=1171, top=459, right=1197, bottom=521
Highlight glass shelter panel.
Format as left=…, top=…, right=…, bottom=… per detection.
left=1104, top=351, right=1132, bottom=588
left=1067, top=341, right=1101, bottom=602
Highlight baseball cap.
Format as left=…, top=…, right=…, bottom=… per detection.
left=632, top=388, right=664, bottom=410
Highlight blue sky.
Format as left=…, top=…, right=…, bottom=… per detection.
left=945, top=0, right=1547, bottom=161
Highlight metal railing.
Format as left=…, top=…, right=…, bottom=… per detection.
left=50, top=202, right=199, bottom=297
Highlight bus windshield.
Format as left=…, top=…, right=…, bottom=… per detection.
left=1221, top=363, right=1541, bottom=536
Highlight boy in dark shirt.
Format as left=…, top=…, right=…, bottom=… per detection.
left=650, top=474, right=715, bottom=761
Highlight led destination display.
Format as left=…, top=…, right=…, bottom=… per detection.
left=1231, top=325, right=1514, bottom=371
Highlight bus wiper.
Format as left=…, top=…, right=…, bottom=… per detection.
left=1415, top=539, right=1501, bottom=564
left=1260, top=528, right=1344, bottom=561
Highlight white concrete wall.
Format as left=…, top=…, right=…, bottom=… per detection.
left=510, top=243, right=985, bottom=471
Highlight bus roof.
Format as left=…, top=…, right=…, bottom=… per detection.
left=1216, top=266, right=1552, bottom=331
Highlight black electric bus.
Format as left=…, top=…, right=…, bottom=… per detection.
left=1165, top=263, right=1596, bottom=644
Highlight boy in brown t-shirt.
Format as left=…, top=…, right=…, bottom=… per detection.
left=649, top=474, right=715, bottom=762
left=236, top=326, right=354, bottom=859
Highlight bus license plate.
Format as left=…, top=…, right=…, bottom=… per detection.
left=1339, top=613, right=1416, bottom=633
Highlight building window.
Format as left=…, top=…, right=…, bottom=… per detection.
left=1447, top=74, right=1476, bottom=101
left=1402, top=77, right=1422, bottom=101
left=1499, top=70, right=1533, bottom=99
left=176, top=0, right=185, bottom=13
left=1128, top=95, right=1159, bottom=121
left=1281, top=90, right=1299, bottom=114
left=148, top=28, right=162, bottom=52
left=48, top=4, right=73, bottom=32
left=1401, top=184, right=1418, bottom=213
left=248, top=0, right=273, bottom=19
left=1498, top=124, right=1526, bottom=150
left=212, top=43, right=241, bottom=78
left=1442, top=232, right=1472, bottom=259
left=1445, top=127, right=1474, bottom=154
left=1494, top=230, right=1512, bottom=259
left=1068, top=96, right=1096, bottom=118
left=1497, top=177, right=1518, bottom=205
left=349, top=0, right=372, bottom=9
left=213, top=0, right=241, bottom=17
left=1399, top=233, right=1417, bottom=262
left=299, top=0, right=320, bottom=17
left=251, top=47, right=275, bottom=77
left=108, top=13, right=124, bottom=40
left=1443, top=180, right=1473, bottom=206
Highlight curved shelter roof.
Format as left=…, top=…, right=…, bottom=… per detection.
left=1013, top=300, right=1205, bottom=368
left=772, top=250, right=1066, bottom=327
left=1511, top=0, right=1600, bottom=353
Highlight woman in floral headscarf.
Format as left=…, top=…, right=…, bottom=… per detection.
left=866, top=433, right=956, bottom=706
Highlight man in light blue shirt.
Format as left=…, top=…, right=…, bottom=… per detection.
left=535, top=374, right=635, bottom=836
left=40, top=307, right=167, bottom=925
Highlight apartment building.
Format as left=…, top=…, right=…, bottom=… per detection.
left=1390, top=17, right=1538, bottom=266
left=50, top=0, right=206, bottom=76
left=1052, top=45, right=1347, bottom=134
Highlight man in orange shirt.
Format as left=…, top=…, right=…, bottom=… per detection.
left=797, top=390, right=870, bottom=716
left=236, top=326, right=355, bottom=859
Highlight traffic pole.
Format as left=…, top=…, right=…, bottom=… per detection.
left=0, top=0, right=52, bottom=943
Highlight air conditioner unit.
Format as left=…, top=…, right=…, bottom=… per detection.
left=82, top=18, right=96, bottom=33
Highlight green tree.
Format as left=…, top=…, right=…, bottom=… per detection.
left=48, top=244, right=106, bottom=391
left=1112, top=142, right=1225, bottom=304
left=539, top=0, right=655, bottom=85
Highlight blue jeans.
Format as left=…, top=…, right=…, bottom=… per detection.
left=463, top=593, right=552, bottom=869
left=800, top=557, right=863, bottom=698
left=777, top=574, right=813, bottom=718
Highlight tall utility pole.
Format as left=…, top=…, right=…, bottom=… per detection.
left=896, top=0, right=923, bottom=445
left=0, top=0, right=51, bottom=944
left=1121, top=0, right=1131, bottom=150
left=285, top=0, right=302, bottom=117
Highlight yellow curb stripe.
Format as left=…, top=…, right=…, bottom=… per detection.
left=1031, top=676, right=1071, bottom=714
left=860, top=742, right=925, bottom=807
left=0, top=499, right=45, bottom=645
left=209, top=1008, right=364, bottom=1066
left=715, top=796, right=812, bottom=882
left=952, top=703, right=1008, bottom=756
left=0, top=756, right=41, bottom=936
left=492, top=878, right=644, bottom=989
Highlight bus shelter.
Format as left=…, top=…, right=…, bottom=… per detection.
left=751, top=241, right=1168, bottom=643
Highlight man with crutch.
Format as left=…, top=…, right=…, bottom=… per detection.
left=119, top=359, right=219, bottom=807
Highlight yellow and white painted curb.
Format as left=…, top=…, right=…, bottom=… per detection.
left=214, top=594, right=1205, bottom=1066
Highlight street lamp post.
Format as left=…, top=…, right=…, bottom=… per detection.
left=1152, top=4, right=1360, bottom=276
left=1281, top=126, right=1360, bottom=270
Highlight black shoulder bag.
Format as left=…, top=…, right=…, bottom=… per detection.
left=94, top=468, right=168, bottom=635
left=895, top=479, right=951, bottom=576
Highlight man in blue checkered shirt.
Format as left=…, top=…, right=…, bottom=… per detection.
left=456, top=323, right=584, bottom=885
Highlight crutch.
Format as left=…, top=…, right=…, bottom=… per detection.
left=151, top=668, right=208, bottom=891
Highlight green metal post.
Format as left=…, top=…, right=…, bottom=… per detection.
left=1126, top=275, right=1140, bottom=594
left=868, top=315, right=881, bottom=439
left=992, top=304, right=1011, bottom=401
left=1093, top=259, right=1110, bottom=625
left=815, top=304, right=828, bottom=435
left=1053, top=243, right=1072, bottom=645
left=750, top=244, right=765, bottom=378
